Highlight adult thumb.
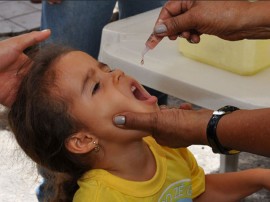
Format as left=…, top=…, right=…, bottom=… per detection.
left=113, top=111, right=158, bottom=134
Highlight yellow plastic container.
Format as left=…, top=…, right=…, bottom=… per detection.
left=179, top=35, right=270, bottom=75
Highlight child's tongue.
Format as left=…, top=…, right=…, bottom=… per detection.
left=131, top=84, right=157, bottom=104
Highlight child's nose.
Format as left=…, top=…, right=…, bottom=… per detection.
left=111, top=69, right=124, bottom=81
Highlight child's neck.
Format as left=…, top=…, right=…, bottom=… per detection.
left=93, top=138, right=156, bottom=181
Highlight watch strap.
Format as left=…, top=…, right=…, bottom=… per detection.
left=207, top=105, right=240, bottom=155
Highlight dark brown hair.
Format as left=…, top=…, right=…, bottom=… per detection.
left=8, top=45, right=90, bottom=201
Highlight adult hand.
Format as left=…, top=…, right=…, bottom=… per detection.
left=0, top=29, right=51, bottom=107
left=113, top=105, right=270, bottom=156
left=113, top=104, right=212, bottom=148
left=154, top=0, right=270, bottom=43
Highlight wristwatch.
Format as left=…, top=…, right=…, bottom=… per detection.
left=207, top=105, right=240, bottom=155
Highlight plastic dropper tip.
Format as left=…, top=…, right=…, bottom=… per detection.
left=141, top=46, right=150, bottom=65
left=142, top=46, right=150, bottom=57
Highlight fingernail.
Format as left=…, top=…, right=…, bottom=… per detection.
left=154, top=24, right=167, bottom=34
left=188, top=39, right=195, bottom=44
left=41, top=29, right=49, bottom=32
left=114, top=116, right=126, bottom=125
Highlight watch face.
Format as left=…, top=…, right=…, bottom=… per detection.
left=213, top=111, right=226, bottom=115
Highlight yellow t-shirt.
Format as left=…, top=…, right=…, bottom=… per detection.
left=73, top=137, right=205, bottom=202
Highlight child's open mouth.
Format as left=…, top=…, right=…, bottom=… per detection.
left=131, top=85, right=148, bottom=101
left=130, top=82, right=157, bottom=104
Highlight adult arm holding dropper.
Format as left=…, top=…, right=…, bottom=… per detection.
left=117, top=0, right=270, bottom=157
left=143, top=0, right=270, bottom=54
left=154, top=0, right=270, bottom=43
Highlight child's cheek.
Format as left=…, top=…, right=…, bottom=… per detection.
left=94, top=96, right=124, bottom=119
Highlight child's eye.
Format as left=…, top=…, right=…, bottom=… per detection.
left=92, top=82, right=100, bottom=95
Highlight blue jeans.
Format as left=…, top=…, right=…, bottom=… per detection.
left=37, top=1, right=166, bottom=201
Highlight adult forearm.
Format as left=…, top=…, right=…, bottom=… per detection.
left=216, top=108, right=270, bottom=157
left=113, top=106, right=270, bottom=156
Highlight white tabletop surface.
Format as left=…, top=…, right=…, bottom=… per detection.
left=99, top=8, right=270, bottom=110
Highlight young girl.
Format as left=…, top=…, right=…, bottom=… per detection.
left=9, top=45, right=270, bottom=202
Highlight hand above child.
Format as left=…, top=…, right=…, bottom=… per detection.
left=0, top=30, right=51, bottom=107
left=153, top=0, right=270, bottom=43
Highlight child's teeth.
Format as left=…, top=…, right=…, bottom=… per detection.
left=131, top=86, right=136, bottom=92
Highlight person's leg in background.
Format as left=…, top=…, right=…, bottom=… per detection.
left=118, top=0, right=164, bottom=18
left=118, top=0, right=168, bottom=105
left=41, top=0, right=116, bottom=59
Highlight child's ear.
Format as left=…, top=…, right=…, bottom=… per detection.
left=65, top=132, right=98, bottom=154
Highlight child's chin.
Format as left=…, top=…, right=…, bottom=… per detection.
left=117, top=102, right=158, bottom=114
left=138, top=104, right=159, bottom=113
left=153, top=104, right=160, bottom=112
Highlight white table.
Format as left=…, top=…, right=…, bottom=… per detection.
left=99, top=8, right=270, bottom=172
